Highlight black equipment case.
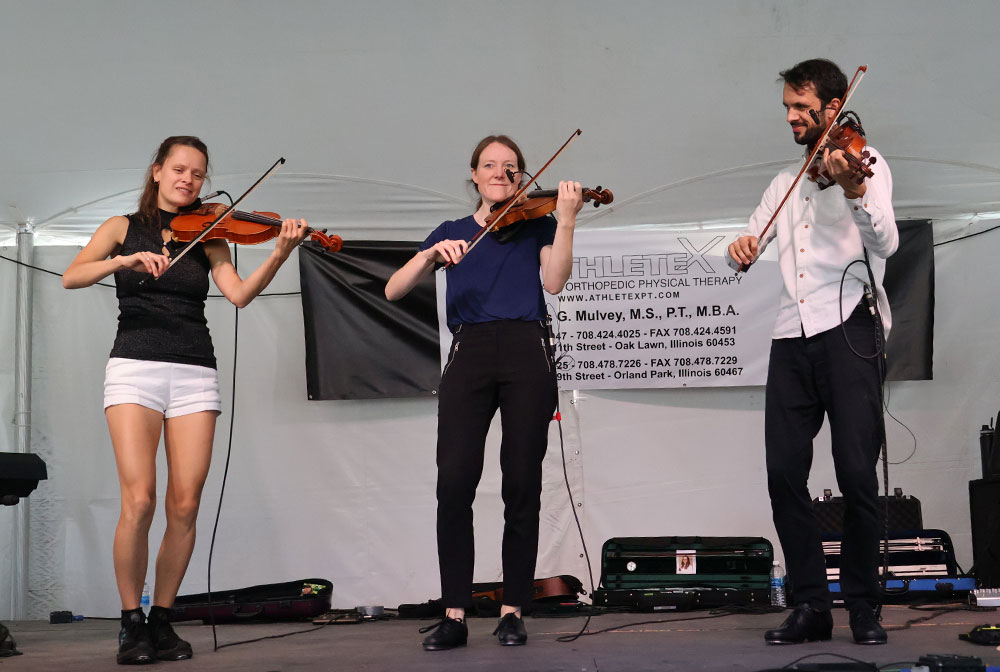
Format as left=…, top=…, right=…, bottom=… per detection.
left=169, top=578, right=332, bottom=624
left=813, top=488, right=923, bottom=535
left=593, top=536, right=773, bottom=610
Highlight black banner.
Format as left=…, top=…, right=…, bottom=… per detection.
left=299, top=223, right=933, bottom=400
left=299, top=242, right=439, bottom=400
left=884, top=219, right=934, bottom=381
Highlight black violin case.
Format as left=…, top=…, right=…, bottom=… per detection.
left=168, top=578, right=332, bottom=624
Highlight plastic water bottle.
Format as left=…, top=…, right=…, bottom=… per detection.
left=770, top=561, right=787, bottom=607
left=140, top=582, right=150, bottom=612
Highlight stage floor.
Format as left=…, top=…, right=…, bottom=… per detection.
left=4, top=604, right=1000, bottom=671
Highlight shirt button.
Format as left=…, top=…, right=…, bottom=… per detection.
left=799, top=299, right=805, bottom=303
left=799, top=273, right=804, bottom=278
left=804, top=196, right=810, bottom=202
left=800, top=248, right=805, bottom=253
left=854, top=206, right=859, bottom=211
left=804, top=224, right=809, bottom=228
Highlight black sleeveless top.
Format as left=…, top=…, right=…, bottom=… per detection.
left=109, top=211, right=216, bottom=369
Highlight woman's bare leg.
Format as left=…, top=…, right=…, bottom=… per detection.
left=152, top=410, right=217, bottom=606
left=106, top=404, right=164, bottom=610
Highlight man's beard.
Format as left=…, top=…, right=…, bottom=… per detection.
left=795, top=123, right=824, bottom=149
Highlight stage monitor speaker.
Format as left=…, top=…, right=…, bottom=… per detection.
left=969, top=479, right=1000, bottom=588
left=0, top=453, right=48, bottom=505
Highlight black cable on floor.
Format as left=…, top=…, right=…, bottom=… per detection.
left=569, top=608, right=753, bottom=639
left=755, top=651, right=880, bottom=671
left=213, top=624, right=327, bottom=650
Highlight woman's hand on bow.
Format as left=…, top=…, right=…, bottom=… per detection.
left=123, top=249, right=171, bottom=278
left=423, top=239, right=469, bottom=266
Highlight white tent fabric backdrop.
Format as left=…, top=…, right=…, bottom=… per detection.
left=1, top=1, right=998, bottom=619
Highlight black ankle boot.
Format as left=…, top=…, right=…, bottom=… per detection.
left=117, top=608, right=155, bottom=665
left=147, top=605, right=193, bottom=661
left=764, top=604, right=833, bottom=644
left=493, top=613, right=527, bottom=646
left=420, top=617, right=468, bottom=651
left=849, top=606, right=887, bottom=645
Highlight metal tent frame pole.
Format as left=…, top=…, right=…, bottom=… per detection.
left=11, top=221, right=35, bottom=620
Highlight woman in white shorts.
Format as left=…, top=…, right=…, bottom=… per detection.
left=63, top=136, right=309, bottom=665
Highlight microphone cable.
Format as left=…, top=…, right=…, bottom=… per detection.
left=838, top=251, right=890, bottom=620
left=543, top=307, right=599, bottom=643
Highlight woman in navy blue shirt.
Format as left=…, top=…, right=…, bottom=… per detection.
left=386, top=135, right=582, bottom=650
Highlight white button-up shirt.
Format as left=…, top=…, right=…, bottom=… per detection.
left=730, top=146, right=898, bottom=339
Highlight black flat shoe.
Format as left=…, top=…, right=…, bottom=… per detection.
left=849, top=606, right=887, bottom=645
left=493, top=613, right=527, bottom=646
left=764, top=605, right=833, bottom=644
left=116, top=609, right=155, bottom=665
left=147, top=606, right=193, bottom=660
left=420, top=617, right=468, bottom=651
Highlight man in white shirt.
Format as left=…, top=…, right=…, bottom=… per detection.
left=728, top=58, right=898, bottom=646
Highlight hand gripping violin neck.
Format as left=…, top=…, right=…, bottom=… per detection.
left=486, top=187, right=613, bottom=243
left=806, top=109, right=876, bottom=189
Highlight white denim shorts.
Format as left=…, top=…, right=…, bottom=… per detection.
left=104, top=357, right=222, bottom=418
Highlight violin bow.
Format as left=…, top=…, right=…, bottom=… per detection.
left=738, top=65, right=868, bottom=274
left=443, top=128, right=582, bottom=269
left=149, top=157, right=286, bottom=280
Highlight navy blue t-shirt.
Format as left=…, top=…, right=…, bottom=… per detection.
left=419, top=214, right=557, bottom=331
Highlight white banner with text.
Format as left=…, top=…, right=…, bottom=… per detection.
left=542, top=229, right=782, bottom=390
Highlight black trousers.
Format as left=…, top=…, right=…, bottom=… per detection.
left=765, top=303, right=883, bottom=612
left=436, top=320, right=558, bottom=609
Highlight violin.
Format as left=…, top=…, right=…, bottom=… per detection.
left=443, top=129, right=594, bottom=269
left=805, top=110, right=876, bottom=189
left=736, top=65, right=870, bottom=274
left=145, top=157, right=341, bottom=284
left=486, top=186, right=613, bottom=230
left=170, top=202, right=343, bottom=253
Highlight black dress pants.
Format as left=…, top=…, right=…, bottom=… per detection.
left=436, top=320, right=558, bottom=609
left=765, top=303, right=883, bottom=612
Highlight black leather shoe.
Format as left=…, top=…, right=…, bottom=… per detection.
left=116, top=609, right=155, bottom=665
left=420, top=617, right=468, bottom=651
left=849, top=606, right=887, bottom=645
left=147, top=606, right=193, bottom=660
left=493, top=613, right=527, bottom=646
left=764, top=605, right=833, bottom=644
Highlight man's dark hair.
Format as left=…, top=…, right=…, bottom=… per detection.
left=779, top=59, right=848, bottom=107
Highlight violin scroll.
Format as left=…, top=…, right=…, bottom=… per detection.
left=307, top=229, right=343, bottom=253
left=585, top=186, right=613, bottom=207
